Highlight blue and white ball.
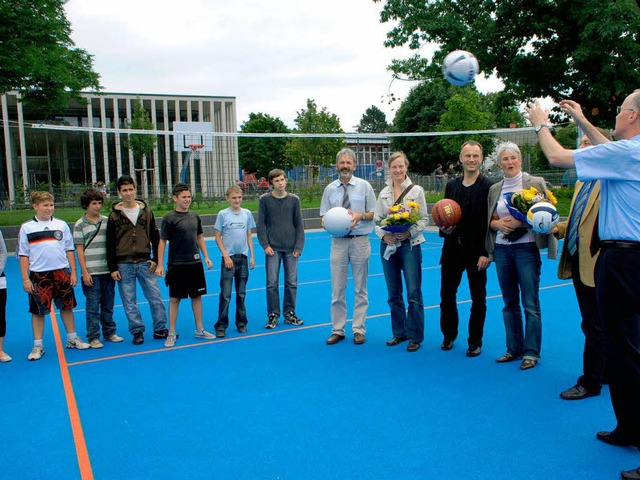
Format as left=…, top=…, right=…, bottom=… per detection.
left=442, top=50, right=479, bottom=87
left=323, top=207, right=352, bottom=237
left=527, top=202, right=559, bottom=234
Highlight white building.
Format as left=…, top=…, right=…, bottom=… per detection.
left=0, top=91, right=238, bottom=205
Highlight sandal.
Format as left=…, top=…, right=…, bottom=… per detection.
left=496, top=352, right=521, bottom=363
left=520, top=359, right=537, bottom=370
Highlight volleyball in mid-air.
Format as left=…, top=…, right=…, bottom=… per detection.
left=442, top=50, right=479, bottom=87
left=527, top=202, right=559, bottom=234
left=323, top=207, right=353, bottom=237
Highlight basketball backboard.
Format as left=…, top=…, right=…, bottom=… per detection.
left=173, top=121, right=214, bottom=152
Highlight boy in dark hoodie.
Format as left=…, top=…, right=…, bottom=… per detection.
left=106, top=175, right=168, bottom=345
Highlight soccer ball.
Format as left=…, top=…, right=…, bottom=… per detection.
left=527, top=202, right=559, bottom=234
left=442, top=50, right=479, bottom=87
left=323, top=207, right=353, bottom=237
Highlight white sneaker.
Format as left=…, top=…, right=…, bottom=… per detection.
left=164, top=333, right=177, bottom=348
left=106, top=334, right=124, bottom=343
left=0, top=352, right=12, bottom=363
left=28, top=345, right=45, bottom=361
left=66, top=337, right=90, bottom=350
left=89, top=338, right=104, bottom=349
left=195, top=329, right=216, bottom=339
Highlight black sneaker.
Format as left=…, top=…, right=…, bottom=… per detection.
left=237, top=324, right=247, bottom=334
left=466, top=344, right=482, bottom=357
left=133, top=332, right=144, bottom=345
left=265, top=313, right=279, bottom=329
left=216, top=329, right=226, bottom=338
left=284, top=312, right=304, bottom=326
left=153, top=329, right=179, bottom=340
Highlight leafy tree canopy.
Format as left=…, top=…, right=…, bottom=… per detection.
left=0, top=0, right=101, bottom=113
left=390, top=78, right=523, bottom=173
left=357, top=105, right=390, bottom=133
left=285, top=99, right=344, bottom=182
left=125, top=99, right=156, bottom=164
left=375, top=0, right=640, bottom=127
left=238, top=112, right=290, bottom=178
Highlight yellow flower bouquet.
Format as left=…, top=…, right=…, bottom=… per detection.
left=379, top=201, right=422, bottom=233
left=504, top=187, right=557, bottom=223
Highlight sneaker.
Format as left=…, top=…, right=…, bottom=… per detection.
left=0, top=352, right=12, bottom=363
left=265, top=313, right=279, bottom=329
left=284, top=311, right=304, bottom=326
left=195, top=329, right=216, bottom=339
left=237, top=324, right=248, bottom=334
left=89, top=338, right=104, bottom=349
left=28, top=345, right=45, bottom=361
left=66, top=337, right=90, bottom=350
left=215, top=329, right=226, bottom=338
left=106, top=334, right=124, bottom=343
left=153, top=328, right=170, bottom=339
left=164, top=333, right=177, bottom=348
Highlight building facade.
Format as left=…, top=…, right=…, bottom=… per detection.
left=0, top=91, right=238, bottom=205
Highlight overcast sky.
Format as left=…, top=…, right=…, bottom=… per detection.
left=64, top=0, right=500, bottom=131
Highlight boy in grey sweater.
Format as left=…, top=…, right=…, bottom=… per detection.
left=257, top=169, right=305, bottom=329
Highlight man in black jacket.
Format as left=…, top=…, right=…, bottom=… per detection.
left=439, top=141, right=493, bottom=357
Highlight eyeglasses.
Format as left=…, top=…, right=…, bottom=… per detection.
left=616, top=106, right=636, bottom=114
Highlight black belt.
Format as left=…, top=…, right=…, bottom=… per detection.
left=343, top=234, right=366, bottom=239
left=600, top=240, right=640, bottom=251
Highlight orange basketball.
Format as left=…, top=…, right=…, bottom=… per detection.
left=431, top=199, right=462, bottom=228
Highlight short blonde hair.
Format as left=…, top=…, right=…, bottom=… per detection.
left=388, top=151, right=409, bottom=168
left=30, top=191, right=55, bottom=205
left=226, top=185, right=243, bottom=197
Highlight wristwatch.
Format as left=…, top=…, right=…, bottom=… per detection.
left=534, top=124, right=550, bottom=133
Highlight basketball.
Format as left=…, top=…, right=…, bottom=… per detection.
left=442, top=50, right=479, bottom=87
left=432, top=199, right=462, bottom=228
left=527, top=202, right=559, bottom=234
left=323, top=207, right=353, bottom=237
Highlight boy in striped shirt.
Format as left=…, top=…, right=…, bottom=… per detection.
left=74, top=188, right=124, bottom=348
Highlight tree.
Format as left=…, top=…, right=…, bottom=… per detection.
left=357, top=105, right=390, bottom=133
left=436, top=88, right=493, bottom=158
left=0, top=0, right=101, bottom=113
left=375, top=0, right=640, bottom=127
left=125, top=98, right=156, bottom=169
left=238, top=113, right=290, bottom=178
left=390, top=79, right=458, bottom=173
left=285, top=99, right=344, bottom=183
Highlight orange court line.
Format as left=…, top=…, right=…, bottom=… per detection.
left=50, top=309, right=94, bottom=480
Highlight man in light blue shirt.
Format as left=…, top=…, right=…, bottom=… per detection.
left=526, top=90, right=640, bottom=480
left=320, top=148, right=376, bottom=345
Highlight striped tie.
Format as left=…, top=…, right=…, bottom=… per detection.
left=567, top=181, right=594, bottom=256
left=341, top=183, right=351, bottom=210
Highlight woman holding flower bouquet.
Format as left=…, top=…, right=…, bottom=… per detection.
left=374, top=152, right=429, bottom=352
left=486, top=142, right=557, bottom=370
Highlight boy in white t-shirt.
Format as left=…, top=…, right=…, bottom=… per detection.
left=213, top=186, right=256, bottom=337
left=17, top=191, right=90, bottom=361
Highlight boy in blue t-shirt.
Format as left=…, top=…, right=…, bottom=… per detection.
left=214, top=186, right=256, bottom=337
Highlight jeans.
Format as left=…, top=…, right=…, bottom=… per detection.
left=82, top=273, right=117, bottom=341
left=494, top=243, right=542, bottom=360
left=330, top=235, right=371, bottom=335
left=440, top=245, right=487, bottom=346
left=117, top=261, right=167, bottom=335
left=380, top=240, right=424, bottom=343
left=265, top=251, right=298, bottom=316
left=216, top=254, right=249, bottom=329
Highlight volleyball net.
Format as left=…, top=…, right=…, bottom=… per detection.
left=0, top=121, right=578, bottom=206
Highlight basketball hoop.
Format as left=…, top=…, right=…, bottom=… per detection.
left=188, top=144, right=205, bottom=151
